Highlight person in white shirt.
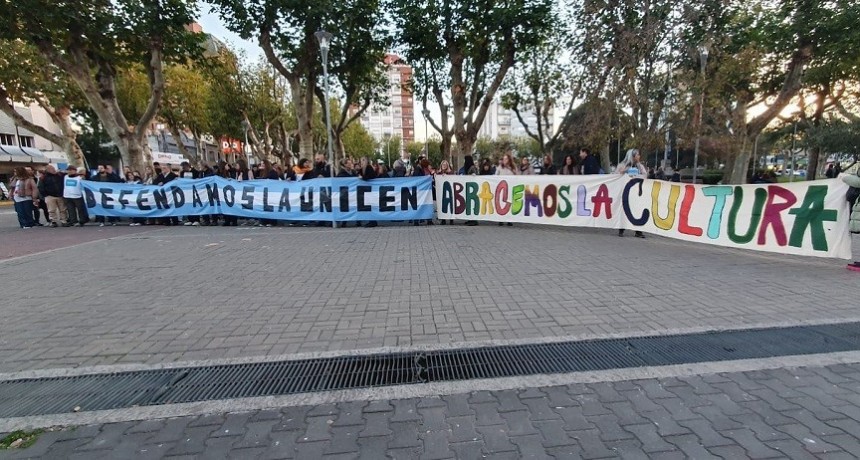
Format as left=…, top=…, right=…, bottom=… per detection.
left=63, top=165, right=89, bottom=226
left=616, top=149, right=646, bottom=238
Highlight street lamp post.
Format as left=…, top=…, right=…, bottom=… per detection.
left=384, top=134, right=392, bottom=168
left=315, top=29, right=335, bottom=228
left=241, top=119, right=251, bottom=165
left=422, top=109, right=430, bottom=157
left=693, top=44, right=709, bottom=185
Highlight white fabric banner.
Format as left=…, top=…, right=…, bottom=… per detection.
left=435, top=174, right=853, bottom=259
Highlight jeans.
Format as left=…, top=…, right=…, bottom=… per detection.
left=14, top=200, right=36, bottom=228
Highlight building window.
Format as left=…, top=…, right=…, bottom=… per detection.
left=18, top=136, right=34, bottom=148
left=0, top=134, right=14, bottom=146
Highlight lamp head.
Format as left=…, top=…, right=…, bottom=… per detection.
left=315, top=30, right=333, bottom=52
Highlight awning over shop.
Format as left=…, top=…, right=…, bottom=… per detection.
left=152, top=151, right=188, bottom=165
left=41, top=150, right=69, bottom=165
left=0, top=145, right=49, bottom=163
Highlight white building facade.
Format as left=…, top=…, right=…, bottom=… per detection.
left=356, top=54, right=415, bottom=153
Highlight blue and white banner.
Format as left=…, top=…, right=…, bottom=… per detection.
left=81, top=177, right=435, bottom=221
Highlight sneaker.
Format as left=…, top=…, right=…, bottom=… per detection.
left=184, top=222, right=193, bottom=226
left=110, top=222, right=117, bottom=226
left=62, top=223, right=72, bottom=227
left=76, top=223, right=84, bottom=227
left=192, top=222, right=200, bottom=226
left=99, top=223, right=105, bottom=227
left=22, top=226, right=31, bottom=229
left=51, top=222, right=58, bottom=228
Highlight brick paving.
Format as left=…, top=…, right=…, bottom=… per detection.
left=4, top=364, right=860, bottom=459
left=1, top=212, right=859, bottom=458
left=0, top=213, right=857, bottom=373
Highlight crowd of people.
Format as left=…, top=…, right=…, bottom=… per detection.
left=12, top=147, right=846, bottom=240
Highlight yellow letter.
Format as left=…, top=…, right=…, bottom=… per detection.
left=479, top=181, right=495, bottom=215
left=651, top=182, right=680, bottom=230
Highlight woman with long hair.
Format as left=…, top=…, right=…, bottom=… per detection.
left=479, top=158, right=494, bottom=175
left=519, top=157, right=534, bottom=175
left=143, top=166, right=155, bottom=185
left=436, top=160, right=455, bottom=225
left=616, top=149, right=646, bottom=238
left=293, top=158, right=312, bottom=179
left=560, top=155, right=577, bottom=175
left=10, top=167, right=39, bottom=228
left=496, top=153, right=517, bottom=175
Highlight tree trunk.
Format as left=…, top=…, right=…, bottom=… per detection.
left=0, top=95, right=85, bottom=167
left=288, top=76, right=315, bottom=159
left=599, top=143, right=612, bottom=175
left=169, top=124, right=199, bottom=165
left=728, top=136, right=753, bottom=184
left=807, top=146, right=824, bottom=180
left=56, top=108, right=85, bottom=167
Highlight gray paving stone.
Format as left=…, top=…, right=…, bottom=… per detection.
left=719, top=428, right=784, bottom=459
left=475, top=425, right=517, bottom=454
left=420, top=430, right=453, bottom=460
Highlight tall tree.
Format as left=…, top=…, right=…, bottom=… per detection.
left=678, top=0, right=859, bottom=183
left=211, top=0, right=389, bottom=166
left=0, top=39, right=86, bottom=166
left=391, top=0, right=554, bottom=162
left=0, top=0, right=201, bottom=172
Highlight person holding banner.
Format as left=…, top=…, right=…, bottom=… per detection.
left=560, top=155, right=577, bottom=175
left=616, top=149, right=647, bottom=238
left=461, top=155, right=479, bottom=226
left=435, top=160, right=455, bottom=226
left=844, top=173, right=860, bottom=271
left=519, top=157, right=535, bottom=175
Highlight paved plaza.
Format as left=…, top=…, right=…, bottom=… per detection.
left=1, top=209, right=859, bottom=458
left=6, top=363, right=860, bottom=459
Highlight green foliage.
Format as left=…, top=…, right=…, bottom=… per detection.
left=390, top=0, right=555, bottom=156
left=342, top=122, right=376, bottom=159
left=1, top=429, right=44, bottom=450
left=378, top=134, right=401, bottom=165
left=77, top=117, right=120, bottom=167
left=806, top=118, right=860, bottom=160
left=0, top=40, right=82, bottom=109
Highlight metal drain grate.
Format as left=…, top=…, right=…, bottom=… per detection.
left=2, top=321, right=860, bottom=418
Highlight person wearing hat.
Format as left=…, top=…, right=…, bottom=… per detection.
left=63, top=165, right=89, bottom=226
left=843, top=173, right=860, bottom=271
left=38, top=164, right=68, bottom=227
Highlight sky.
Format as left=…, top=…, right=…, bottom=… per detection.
left=196, top=4, right=436, bottom=142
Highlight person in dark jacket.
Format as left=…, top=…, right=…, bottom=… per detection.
left=38, top=165, right=67, bottom=227
left=302, top=154, right=332, bottom=180
left=461, top=155, right=479, bottom=226
left=91, top=165, right=120, bottom=226
left=540, top=155, right=557, bottom=175
left=357, top=157, right=377, bottom=228
left=156, top=164, right=180, bottom=226
left=579, top=148, right=600, bottom=175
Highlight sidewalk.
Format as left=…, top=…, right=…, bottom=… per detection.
left=4, top=363, right=860, bottom=459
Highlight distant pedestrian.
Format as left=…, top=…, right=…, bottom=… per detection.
left=436, top=160, right=455, bottom=226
